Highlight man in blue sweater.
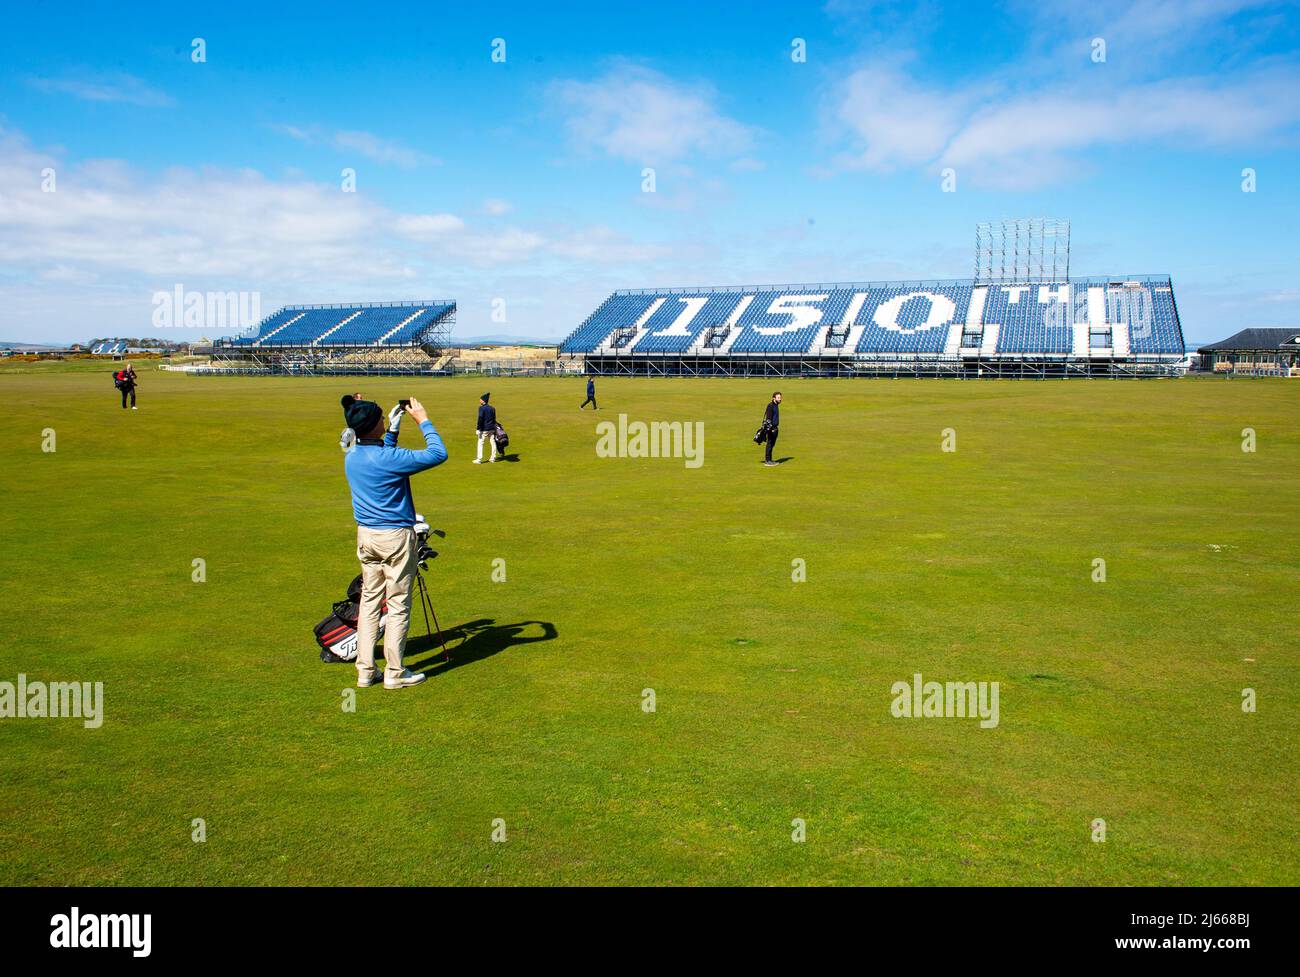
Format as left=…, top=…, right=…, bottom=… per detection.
left=343, top=396, right=447, bottom=689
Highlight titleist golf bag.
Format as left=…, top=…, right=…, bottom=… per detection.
left=313, top=574, right=387, bottom=663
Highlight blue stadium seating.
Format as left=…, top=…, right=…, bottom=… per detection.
left=224, top=302, right=454, bottom=347
left=559, top=278, right=1184, bottom=359
left=853, top=285, right=971, bottom=354
left=564, top=293, right=659, bottom=353
left=727, top=289, right=840, bottom=354
left=1112, top=285, right=1183, bottom=354
left=634, top=293, right=746, bottom=353
left=983, top=283, right=1075, bottom=354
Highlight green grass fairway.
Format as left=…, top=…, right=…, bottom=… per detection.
left=2, top=365, right=1297, bottom=885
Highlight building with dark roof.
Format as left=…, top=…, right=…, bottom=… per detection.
left=1197, top=328, right=1300, bottom=376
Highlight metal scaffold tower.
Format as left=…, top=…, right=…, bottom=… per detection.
left=975, top=218, right=1070, bottom=284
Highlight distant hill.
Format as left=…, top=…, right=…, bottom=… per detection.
left=0, top=341, right=69, bottom=351
left=455, top=334, right=561, bottom=346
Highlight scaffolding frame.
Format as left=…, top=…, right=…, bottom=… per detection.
left=975, top=218, right=1070, bottom=284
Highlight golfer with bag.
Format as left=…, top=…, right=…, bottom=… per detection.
left=342, top=395, right=447, bottom=689
left=114, top=362, right=139, bottom=410
left=474, top=391, right=499, bottom=464
left=760, top=391, right=782, bottom=466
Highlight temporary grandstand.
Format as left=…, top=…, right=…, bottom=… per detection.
left=207, top=300, right=455, bottom=375
left=560, top=277, right=1186, bottom=377
left=90, top=341, right=128, bottom=356
left=560, top=221, right=1187, bottom=378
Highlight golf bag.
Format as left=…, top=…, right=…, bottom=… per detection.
left=313, top=574, right=387, bottom=663
left=753, top=419, right=771, bottom=444
left=493, top=422, right=509, bottom=451
left=113, top=370, right=127, bottom=391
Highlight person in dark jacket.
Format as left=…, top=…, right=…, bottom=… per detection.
left=762, top=391, right=782, bottom=466
left=116, top=363, right=139, bottom=410
left=580, top=377, right=597, bottom=410
left=474, top=392, right=499, bottom=464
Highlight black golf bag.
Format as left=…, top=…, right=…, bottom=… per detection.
left=313, top=574, right=387, bottom=663
left=493, top=422, right=509, bottom=451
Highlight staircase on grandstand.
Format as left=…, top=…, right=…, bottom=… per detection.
left=559, top=276, right=1186, bottom=377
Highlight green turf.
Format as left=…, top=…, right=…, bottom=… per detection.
left=1, top=364, right=1296, bottom=885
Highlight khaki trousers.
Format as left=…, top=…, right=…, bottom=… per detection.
left=355, top=526, right=417, bottom=680
left=476, top=431, right=499, bottom=462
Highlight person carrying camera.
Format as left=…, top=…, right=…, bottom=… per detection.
left=343, top=396, right=447, bottom=689
left=474, top=392, right=499, bottom=464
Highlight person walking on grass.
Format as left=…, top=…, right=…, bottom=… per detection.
left=762, top=391, right=782, bottom=466
left=580, top=376, right=597, bottom=410
left=115, top=362, right=139, bottom=410
left=475, top=392, right=499, bottom=464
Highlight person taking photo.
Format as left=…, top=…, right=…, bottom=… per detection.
left=343, top=396, right=447, bottom=689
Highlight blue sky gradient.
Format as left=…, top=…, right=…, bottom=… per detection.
left=1, top=0, right=1297, bottom=345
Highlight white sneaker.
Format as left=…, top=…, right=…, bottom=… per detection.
left=384, top=668, right=427, bottom=690
left=473, top=459, right=482, bottom=464
left=357, top=670, right=383, bottom=688
left=132, top=406, right=138, bottom=410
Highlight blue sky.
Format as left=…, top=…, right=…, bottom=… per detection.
left=1, top=0, right=1297, bottom=346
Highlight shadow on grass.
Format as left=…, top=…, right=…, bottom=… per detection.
left=773, top=456, right=794, bottom=464
left=405, top=618, right=557, bottom=676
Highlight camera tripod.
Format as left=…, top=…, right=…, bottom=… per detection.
left=412, top=565, right=451, bottom=666
left=412, top=522, right=451, bottom=665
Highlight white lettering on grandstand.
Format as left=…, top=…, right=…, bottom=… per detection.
left=843, top=291, right=868, bottom=325
left=1003, top=286, right=1029, bottom=304
left=754, top=294, right=827, bottom=335
left=653, top=297, right=709, bottom=337
left=1038, top=283, right=1070, bottom=305
left=872, top=291, right=956, bottom=334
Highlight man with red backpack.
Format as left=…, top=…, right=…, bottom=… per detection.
left=113, top=363, right=138, bottom=410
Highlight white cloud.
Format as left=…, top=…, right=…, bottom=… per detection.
left=833, top=66, right=968, bottom=170
left=27, top=72, right=175, bottom=107
left=271, top=124, right=438, bottom=168
left=944, top=74, right=1300, bottom=168
left=0, top=126, right=671, bottom=342
left=551, top=64, right=755, bottom=162
left=332, top=130, right=435, bottom=168
left=394, top=214, right=466, bottom=238
left=482, top=198, right=512, bottom=216
left=830, top=63, right=1300, bottom=188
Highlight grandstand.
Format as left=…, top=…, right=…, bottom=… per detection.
left=90, top=341, right=128, bottom=356
left=208, top=300, right=455, bottom=375
left=560, top=276, right=1186, bottom=377
left=561, top=221, right=1186, bottom=377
